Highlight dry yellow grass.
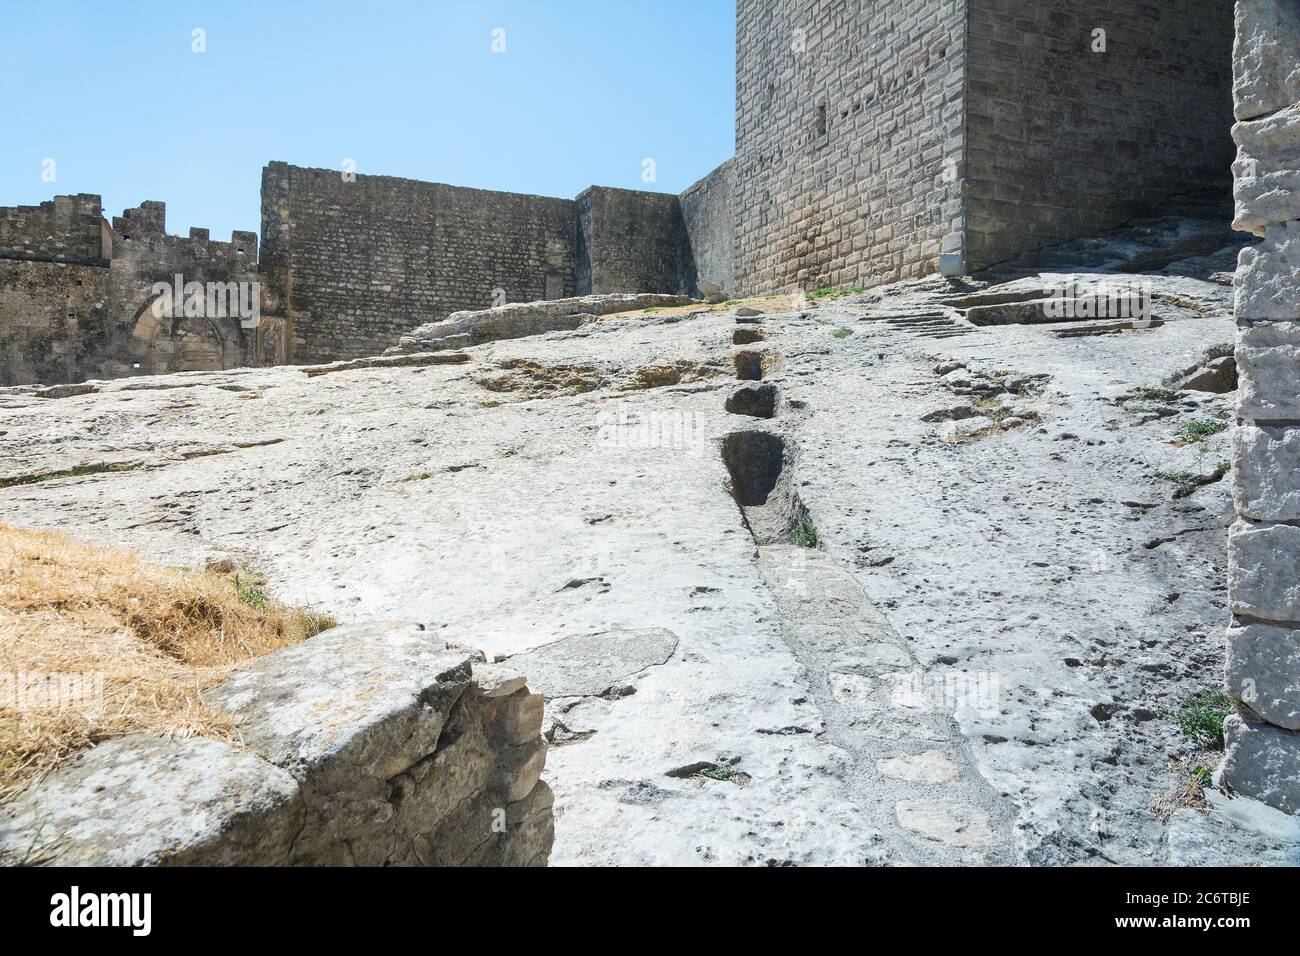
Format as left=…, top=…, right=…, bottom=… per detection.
left=0, top=523, right=334, bottom=802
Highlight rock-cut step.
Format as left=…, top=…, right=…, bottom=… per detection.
left=756, top=545, right=1015, bottom=864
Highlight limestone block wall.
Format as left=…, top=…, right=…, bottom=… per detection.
left=106, top=203, right=260, bottom=379
left=0, top=197, right=260, bottom=386
left=0, top=259, right=111, bottom=386
left=261, top=163, right=579, bottom=365
left=0, top=621, right=553, bottom=866
left=575, top=187, right=685, bottom=296
left=679, top=159, right=736, bottom=297
left=1220, top=0, right=1300, bottom=816
left=965, top=0, right=1235, bottom=269
left=734, top=0, right=968, bottom=293
left=0, top=193, right=108, bottom=266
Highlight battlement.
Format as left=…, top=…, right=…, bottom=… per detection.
left=0, top=193, right=108, bottom=266
left=111, top=200, right=258, bottom=263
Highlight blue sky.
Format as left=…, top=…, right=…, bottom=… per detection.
left=0, top=0, right=736, bottom=241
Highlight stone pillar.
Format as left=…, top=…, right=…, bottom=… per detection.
left=1219, top=0, right=1300, bottom=815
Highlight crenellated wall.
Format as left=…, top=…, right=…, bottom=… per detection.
left=1219, top=0, right=1300, bottom=816
left=0, top=198, right=260, bottom=386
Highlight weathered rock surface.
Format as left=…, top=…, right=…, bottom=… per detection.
left=1219, top=715, right=1300, bottom=815
left=0, top=736, right=302, bottom=866
left=395, top=293, right=695, bottom=353
left=1234, top=424, right=1300, bottom=520
left=1228, top=520, right=1300, bottom=624
left=1, top=622, right=554, bottom=866
left=2, top=239, right=1296, bottom=863
left=1233, top=105, right=1300, bottom=236
left=1237, top=320, right=1300, bottom=420
left=1236, top=220, right=1300, bottom=319
left=1233, top=0, right=1300, bottom=121
left=1226, top=622, right=1300, bottom=730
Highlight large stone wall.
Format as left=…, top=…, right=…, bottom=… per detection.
left=965, top=0, right=1236, bottom=269
left=679, top=159, right=736, bottom=297
left=734, top=0, right=968, bottom=293
left=575, top=187, right=685, bottom=296
left=0, top=198, right=260, bottom=386
left=0, top=622, right=554, bottom=866
left=0, top=193, right=108, bottom=266
left=0, top=260, right=111, bottom=385
left=261, top=163, right=578, bottom=365
left=1219, top=0, right=1300, bottom=816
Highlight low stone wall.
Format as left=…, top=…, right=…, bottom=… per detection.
left=0, top=621, right=553, bottom=866
left=394, top=292, right=696, bottom=353
left=1219, top=0, right=1300, bottom=816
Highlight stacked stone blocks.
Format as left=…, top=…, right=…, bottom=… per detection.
left=1220, top=0, right=1300, bottom=815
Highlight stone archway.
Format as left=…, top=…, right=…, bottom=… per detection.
left=1219, top=1, right=1300, bottom=815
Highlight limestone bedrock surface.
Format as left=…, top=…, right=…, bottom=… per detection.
left=1, top=274, right=1297, bottom=865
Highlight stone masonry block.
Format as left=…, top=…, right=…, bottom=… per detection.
left=207, top=620, right=473, bottom=790
left=1233, top=104, right=1300, bottom=235
left=206, top=620, right=474, bottom=864
left=1236, top=221, right=1300, bottom=319
left=1233, top=0, right=1300, bottom=120
left=0, top=735, right=302, bottom=866
left=1237, top=320, right=1300, bottom=419
left=1226, top=621, right=1300, bottom=730
left=1228, top=520, right=1300, bottom=623
left=1218, top=714, right=1300, bottom=815
left=1234, top=424, right=1300, bottom=521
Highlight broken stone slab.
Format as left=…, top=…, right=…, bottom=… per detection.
left=1232, top=104, right=1300, bottom=236
left=472, top=661, right=527, bottom=698
left=502, top=627, right=679, bottom=699
left=1237, top=320, right=1300, bottom=420
left=302, top=350, right=470, bottom=377
left=1228, top=520, right=1300, bottom=624
left=1172, top=355, right=1238, bottom=393
left=1234, top=424, right=1300, bottom=521
left=205, top=620, right=480, bottom=863
left=0, top=735, right=301, bottom=866
left=396, top=293, right=696, bottom=352
left=1226, top=621, right=1300, bottom=730
left=207, top=620, right=473, bottom=790
left=1218, top=714, right=1300, bottom=815
left=1233, top=0, right=1300, bottom=121
left=1236, top=221, right=1300, bottom=320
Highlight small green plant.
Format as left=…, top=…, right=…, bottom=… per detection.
left=694, top=764, right=749, bottom=785
left=1136, top=386, right=1180, bottom=402
left=831, top=327, right=854, bottom=339
left=230, top=571, right=269, bottom=612
left=1189, top=764, right=1213, bottom=787
left=643, top=306, right=662, bottom=313
left=1154, top=460, right=1229, bottom=499
left=791, top=516, right=818, bottom=548
left=1173, top=689, right=1233, bottom=748
left=808, top=285, right=866, bottom=301
left=1177, top=418, right=1228, bottom=444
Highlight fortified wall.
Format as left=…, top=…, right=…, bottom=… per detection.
left=0, top=196, right=259, bottom=386
left=1220, top=0, right=1300, bottom=815
left=733, top=0, right=1236, bottom=292
left=260, top=163, right=735, bottom=365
